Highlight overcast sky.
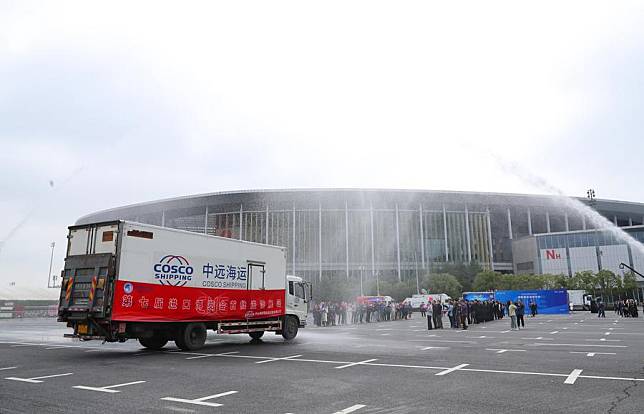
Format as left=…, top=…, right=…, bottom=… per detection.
left=2, top=1, right=644, bottom=299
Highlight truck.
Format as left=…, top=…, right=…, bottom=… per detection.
left=57, top=221, right=311, bottom=350
left=404, top=293, right=451, bottom=309
left=567, top=290, right=592, bottom=311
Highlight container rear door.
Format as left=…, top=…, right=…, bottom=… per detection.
left=58, top=223, right=119, bottom=321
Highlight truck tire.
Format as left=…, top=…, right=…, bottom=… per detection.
left=139, top=335, right=168, bottom=350
left=175, top=323, right=207, bottom=351
left=281, top=316, right=298, bottom=340
left=249, top=331, right=264, bottom=340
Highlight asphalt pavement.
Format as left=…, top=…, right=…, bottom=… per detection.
left=1, top=312, right=643, bottom=413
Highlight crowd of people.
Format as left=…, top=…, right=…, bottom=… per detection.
left=614, top=299, right=639, bottom=318
left=311, top=301, right=416, bottom=327
left=311, top=298, right=540, bottom=330
left=311, top=296, right=641, bottom=330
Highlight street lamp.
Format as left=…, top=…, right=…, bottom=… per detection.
left=47, top=242, right=55, bottom=288
left=376, top=271, right=380, bottom=296
left=359, top=265, right=364, bottom=296
left=586, top=189, right=596, bottom=206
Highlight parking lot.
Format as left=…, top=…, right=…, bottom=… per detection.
left=1, top=313, right=643, bottom=413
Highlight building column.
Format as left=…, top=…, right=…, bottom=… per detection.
left=419, top=204, right=425, bottom=269
left=204, top=206, right=209, bottom=234
left=370, top=203, right=376, bottom=279
left=486, top=208, right=494, bottom=270
left=507, top=208, right=513, bottom=240
left=239, top=204, right=244, bottom=240
left=614, top=215, right=618, bottom=226
left=546, top=211, right=551, bottom=233
left=527, top=209, right=532, bottom=235
left=582, top=215, right=586, bottom=230
left=345, top=201, right=350, bottom=279
left=265, top=205, right=269, bottom=243
left=318, top=202, right=322, bottom=281
left=465, top=205, right=472, bottom=262
left=629, top=217, right=633, bottom=226
left=292, top=204, right=296, bottom=273
left=395, top=203, right=401, bottom=281
left=161, top=210, right=165, bottom=227
left=565, top=213, right=569, bottom=232
left=443, top=204, right=449, bottom=262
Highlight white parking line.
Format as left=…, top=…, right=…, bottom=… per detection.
left=73, top=380, right=146, bottom=393
left=335, top=359, right=378, bottom=369
left=0, top=367, right=17, bottom=371
left=420, top=346, right=449, bottom=350
left=532, top=343, right=627, bottom=348
left=486, top=349, right=526, bottom=354
left=564, top=369, right=583, bottom=384
left=435, top=363, right=469, bottom=376
left=410, top=339, right=477, bottom=344
left=570, top=352, right=616, bottom=357
left=255, top=355, right=303, bottom=364
left=186, top=351, right=240, bottom=360
left=333, top=404, right=366, bottom=414
left=5, top=372, right=73, bottom=383
left=550, top=331, right=559, bottom=334
left=161, top=390, right=238, bottom=407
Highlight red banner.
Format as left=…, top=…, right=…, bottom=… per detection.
left=111, top=280, right=286, bottom=322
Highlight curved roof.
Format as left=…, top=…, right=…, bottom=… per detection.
left=77, top=188, right=644, bottom=224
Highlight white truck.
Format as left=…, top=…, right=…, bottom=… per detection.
left=568, top=290, right=592, bottom=311
left=58, top=221, right=311, bottom=350
left=406, top=293, right=451, bottom=309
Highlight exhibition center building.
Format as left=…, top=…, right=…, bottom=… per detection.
left=76, top=189, right=644, bottom=283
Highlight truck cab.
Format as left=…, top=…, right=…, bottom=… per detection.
left=286, top=275, right=311, bottom=326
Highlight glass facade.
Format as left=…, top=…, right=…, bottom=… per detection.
left=77, top=190, right=644, bottom=283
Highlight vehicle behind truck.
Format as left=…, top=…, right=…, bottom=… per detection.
left=58, top=221, right=311, bottom=350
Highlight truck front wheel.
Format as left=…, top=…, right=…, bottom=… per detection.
left=249, top=331, right=264, bottom=340
left=281, top=316, right=298, bottom=340
left=175, top=323, right=207, bottom=351
left=139, top=334, right=168, bottom=350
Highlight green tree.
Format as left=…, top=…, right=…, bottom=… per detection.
left=472, top=270, right=504, bottom=291
left=570, top=271, right=596, bottom=293
left=595, top=270, right=618, bottom=302
left=314, top=278, right=357, bottom=302
left=436, top=262, right=483, bottom=292
left=423, top=273, right=463, bottom=298
left=622, top=272, right=638, bottom=299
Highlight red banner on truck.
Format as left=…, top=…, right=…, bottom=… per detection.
left=112, top=280, right=286, bottom=322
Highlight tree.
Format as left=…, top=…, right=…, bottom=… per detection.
left=314, top=278, right=357, bottom=302
left=366, top=280, right=417, bottom=301
left=595, top=270, right=618, bottom=302
left=622, top=272, right=638, bottom=299
left=437, top=262, right=483, bottom=292
left=570, top=271, right=596, bottom=293
left=423, top=273, right=463, bottom=298
left=472, top=271, right=504, bottom=292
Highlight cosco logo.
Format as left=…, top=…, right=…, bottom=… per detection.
left=153, top=255, right=193, bottom=286
left=153, top=263, right=194, bottom=275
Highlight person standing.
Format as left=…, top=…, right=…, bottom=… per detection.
left=426, top=301, right=433, bottom=330
left=433, top=301, right=443, bottom=329
left=516, top=300, right=525, bottom=329
left=598, top=301, right=606, bottom=318
left=508, top=301, right=518, bottom=330
left=459, top=299, right=468, bottom=330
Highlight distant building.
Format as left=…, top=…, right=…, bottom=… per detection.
left=77, top=189, right=644, bottom=285
left=512, top=226, right=644, bottom=298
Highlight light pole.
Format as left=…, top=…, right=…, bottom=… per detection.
left=586, top=189, right=596, bottom=206
left=376, top=271, right=380, bottom=296
left=48, top=242, right=55, bottom=288
left=359, top=265, right=364, bottom=296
